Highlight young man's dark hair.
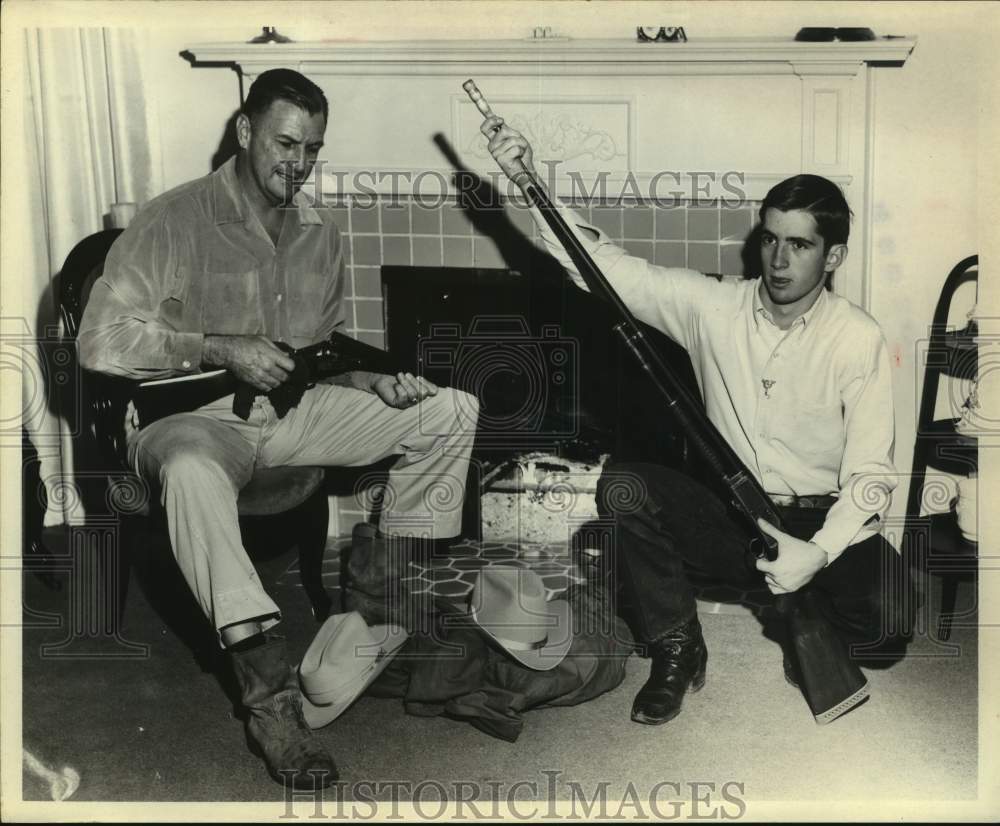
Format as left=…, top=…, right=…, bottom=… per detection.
left=759, top=174, right=852, bottom=251
left=242, top=68, right=329, bottom=123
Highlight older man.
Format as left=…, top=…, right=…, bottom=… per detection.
left=79, top=69, right=478, bottom=787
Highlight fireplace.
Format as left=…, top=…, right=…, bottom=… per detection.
left=382, top=259, right=699, bottom=540
left=383, top=261, right=697, bottom=459
left=183, top=34, right=915, bottom=534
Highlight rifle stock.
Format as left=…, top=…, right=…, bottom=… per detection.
left=463, top=78, right=868, bottom=724
left=783, top=591, right=870, bottom=723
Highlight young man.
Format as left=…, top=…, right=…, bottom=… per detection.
left=482, top=116, right=913, bottom=726
left=78, top=69, right=479, bottom=786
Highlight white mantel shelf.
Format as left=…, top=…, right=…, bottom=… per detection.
left=185, top=36, right=916, bottom=76
left=183, top=36, right=917, bottom=311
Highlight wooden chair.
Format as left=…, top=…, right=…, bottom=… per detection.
left=904, top=255, right=978, bottom=641
left=58, top=229, right=332, bottom=629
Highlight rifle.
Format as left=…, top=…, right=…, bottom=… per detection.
left=463, top=79, right=869, bottom=724
left=132, top=331, right=396, bottom=428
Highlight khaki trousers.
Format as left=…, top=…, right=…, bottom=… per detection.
left=127, top=384, right=479, bottom=637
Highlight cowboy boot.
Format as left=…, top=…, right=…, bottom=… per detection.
left=343, top=524, right=413, bottom=627
left=631, top=614, right=707, bottom=725
left=229, top=635, right=338, bottom=789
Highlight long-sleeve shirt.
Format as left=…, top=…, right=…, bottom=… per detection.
left=532, top=205, right=897, bottom=562
left=78, top=157, right=346, bottom=381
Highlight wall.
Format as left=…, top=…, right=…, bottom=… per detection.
left=139, top=2, right=994, bottom=533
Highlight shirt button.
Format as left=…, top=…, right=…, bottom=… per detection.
left=182, top=360, right=191, bottom=369
left=276, top=293, right=283, bottom=303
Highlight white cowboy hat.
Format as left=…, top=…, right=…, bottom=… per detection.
left=469, top=564, right=572, bottom=671
left=298, top=612, right=408, bottom=729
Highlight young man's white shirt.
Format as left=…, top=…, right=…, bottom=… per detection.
left=530, top=204, right=897, bottom=564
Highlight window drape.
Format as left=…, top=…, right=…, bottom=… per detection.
left=18, top=28, right=162, bottom=524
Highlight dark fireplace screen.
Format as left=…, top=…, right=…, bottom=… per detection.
left=381, top=265, right=699, bottom=478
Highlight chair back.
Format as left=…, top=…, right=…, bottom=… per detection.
left=58, top=229, right=130, bottom=463
left=904, top=255, right=978, bottom=519
left=59, top=229, right=124, bottom=339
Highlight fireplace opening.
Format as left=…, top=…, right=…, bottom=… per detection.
left=382, top=264, right=701, bottom=540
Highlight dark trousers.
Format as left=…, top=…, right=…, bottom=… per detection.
left=596, top=463, right=915, bottom=659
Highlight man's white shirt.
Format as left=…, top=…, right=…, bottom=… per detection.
left=531, top=204, right=897, bottom=563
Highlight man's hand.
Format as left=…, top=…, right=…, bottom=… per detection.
left=202, top=334, right=296, bottom=392
left=480, top=115, right=537, bottom=183
left=754, top=519, right=828, bottom=594
left=370, top=372, right=439, bottom=410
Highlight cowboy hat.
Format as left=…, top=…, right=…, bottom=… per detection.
left=469, top=564, right=572, bottom=671
left=298, top=612, right=408, bottom=729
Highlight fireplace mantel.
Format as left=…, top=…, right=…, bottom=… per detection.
left=186, top=36, right=915, bottom=77
left=184, top=36, right=916, bottom=309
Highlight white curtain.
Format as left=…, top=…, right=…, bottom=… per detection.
left=19, top=28, right=162, bottom=525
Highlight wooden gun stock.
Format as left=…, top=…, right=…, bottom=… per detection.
left=783, top=591, right=870, bottom=723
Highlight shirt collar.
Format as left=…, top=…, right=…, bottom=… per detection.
left=212, top=156, right=324, bottom=227
left=798, top=287, right=828, bottom=327
left=291, top=187, right=325, bottom=226
left=752, top=280, right=828, bottom=330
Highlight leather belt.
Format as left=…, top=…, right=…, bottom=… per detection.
left=769, top=493, right=839, bottom=509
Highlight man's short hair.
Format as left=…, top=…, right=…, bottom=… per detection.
left=242, top=68, right=328, bottom=124
left=760, top=174, right=851, bottom=250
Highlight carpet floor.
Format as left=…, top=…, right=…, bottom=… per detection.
left=18, top=525, right=979, bottom=812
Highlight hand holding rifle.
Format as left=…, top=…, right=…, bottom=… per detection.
left=203, top=334, right=296, bottom=392
left=755, top=520, right=828, bottom=594
left=479, top=115, right=538, bottom=186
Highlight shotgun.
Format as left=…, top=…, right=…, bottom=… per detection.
left=131, top=331, right=396, bottom=427
left=463, top=79, right=868, bottom=724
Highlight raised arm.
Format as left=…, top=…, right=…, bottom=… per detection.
left=478, top=107, right=716, bottom=353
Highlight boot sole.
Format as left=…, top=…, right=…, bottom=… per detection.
left=630, top=665, right=706, bottom=726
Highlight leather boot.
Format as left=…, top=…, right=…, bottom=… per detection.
left=631, top=615, right=707, bottom=725
left=343, top=523, right=412, bottom=626
left=230, top=635, right=338, bottom=789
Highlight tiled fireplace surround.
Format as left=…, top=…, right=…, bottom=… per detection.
left=329, top=194, right=757, bottom=532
